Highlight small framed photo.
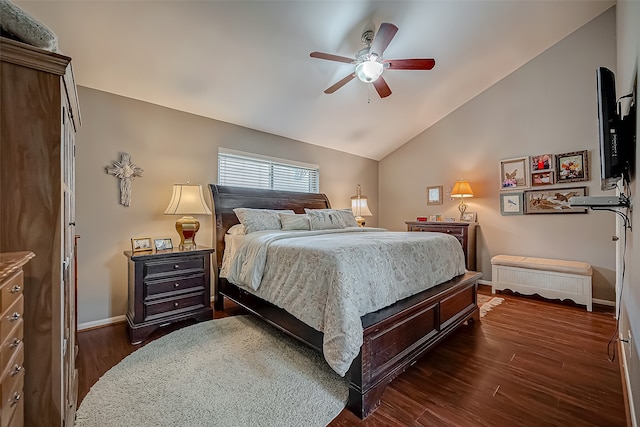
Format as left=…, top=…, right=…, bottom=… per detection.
left=429, top=215, right=438, bottom=221
left=524, top=187, right=588, bottom=214
left=435, top=214, right=443, bottom=221
left=531, top=171, right=555, bottom=187
left=531, top=154, right=554, bottom=172
left=154, top=238, right=173, bottom=251
left=445, top=217, right=456, bottom=222
left=131, top=237, right=153, bottom=253
left=500, top=192, right=524, bottom=215
left=426, top=185, right=443, bottom=205
left=461, top=212, right=477, bottom=222
left=500, top=157, right=530, bottom=190
left=556, top=150, right=589, bottom=183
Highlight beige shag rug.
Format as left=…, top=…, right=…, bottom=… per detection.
left=76, top=316, right=349, bottom=427
left=478, top=294, right=505, bottom=317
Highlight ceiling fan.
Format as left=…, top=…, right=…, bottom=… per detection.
left=310, top=22, right=435, bottom=98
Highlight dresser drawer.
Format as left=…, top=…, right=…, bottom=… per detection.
left=0, top=321, right=22, bottom=373
left=143, top=257, right=205, bottom=277
left=0, top=298, right=22, bottom=345
left=0, top=272, right=22, bottom=315
left=144, top=292, right=206, bottom=321
left=0, top=348, right=23, bottom=427
left=145, top=274, right=205, bottom=299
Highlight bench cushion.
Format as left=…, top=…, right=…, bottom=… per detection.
left=491, top=255, right=592, bottom=276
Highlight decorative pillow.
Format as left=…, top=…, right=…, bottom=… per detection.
left=337, top=209, right=359, bottom=228
left=278, top=213, right=311, bottom=231
left=226, top=224, right=246, bottom=235
left=233, top=208, right=295, bottom=234
left=304, top=209, right=347, bottom=230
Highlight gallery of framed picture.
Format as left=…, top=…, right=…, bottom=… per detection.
left=499, top=150, right=589, bottom=215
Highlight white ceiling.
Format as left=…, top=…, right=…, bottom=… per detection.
left=15, top=1, right=614, bottom=160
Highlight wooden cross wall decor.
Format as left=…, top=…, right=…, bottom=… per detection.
left=106, top=152, right=144, bottom=207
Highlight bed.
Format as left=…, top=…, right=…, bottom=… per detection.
left=210, top=184, right=482, bottom=419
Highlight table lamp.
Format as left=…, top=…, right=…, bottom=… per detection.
left=351, top=184, right=373, bottom=227
left=451, top=179, right=474, bottom=221
left=164, top=184, right=212, bottom=250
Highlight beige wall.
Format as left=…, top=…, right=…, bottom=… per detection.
left=379, top=9, right=617, bottom=301
left=75, top=88, right=378, bottom=326
left=616, top=1, right=640, bottom=423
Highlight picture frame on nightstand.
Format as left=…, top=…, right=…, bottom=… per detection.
left=131, top=237, right=153, bottom=253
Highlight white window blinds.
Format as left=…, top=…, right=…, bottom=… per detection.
left=218, top=148, right=320, bottom=193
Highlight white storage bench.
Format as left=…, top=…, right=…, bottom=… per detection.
left=491, top=255, right=593, bottom=311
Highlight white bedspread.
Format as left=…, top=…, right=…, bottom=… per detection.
left=221, top=228, right=466, bottom=376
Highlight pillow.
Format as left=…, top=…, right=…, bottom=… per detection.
left=233, top=208, right=295, bottom=234
left=278, top=213, right=311, bottom=231
left=304, top=208, right=347, bottom=230
left=337, top=209, right=359, bottom=228
left=226, top=224, right=246, bottom=235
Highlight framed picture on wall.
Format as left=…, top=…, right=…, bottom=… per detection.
left=524, top=187, right=588, bottom=214
left=426, top=185, right=443, bottom=205
left=499, top=157, right=530, bottom=190
left=500, top=192, right=524, bottom=215
left=556, top=150, right=589, bottom=183
left=531, top=154, right=554, bottom=172
left=531, top=171, right=555, bottom=187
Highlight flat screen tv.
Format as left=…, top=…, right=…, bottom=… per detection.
left=597, top=67, right=623, bottom=191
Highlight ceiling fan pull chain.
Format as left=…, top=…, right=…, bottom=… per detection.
left=367, top=83, right=372, bottom=104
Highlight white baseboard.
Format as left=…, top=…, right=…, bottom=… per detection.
left=478, top=279, right=492, bottom=286
left=78, top=315, right=126, bottom=331
left=620, top=332, right=638, bottom=427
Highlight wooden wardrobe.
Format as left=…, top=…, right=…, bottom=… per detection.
left=0, top=37, right=80, bottom=426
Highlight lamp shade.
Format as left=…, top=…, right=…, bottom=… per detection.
left=351, top=196, right=373, bottom=217
left=164, top=184, right=212, bottom=215
left=451, top=180, right=474, bottom=198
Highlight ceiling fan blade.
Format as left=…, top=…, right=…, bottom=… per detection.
left=310, top=52, right=354, bottom=64
left=372, top=76, right=392, bottom=98
left=384, top=58, right=436, bottom=70
left=324, top=73, right=356, bottom=94
left=370, top=23, right=398, bottom=56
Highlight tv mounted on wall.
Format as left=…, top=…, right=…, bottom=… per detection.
left=597, top=67, right=635, bottom=191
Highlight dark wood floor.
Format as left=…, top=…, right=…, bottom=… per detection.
left=77, top=288, right=627, bottom=426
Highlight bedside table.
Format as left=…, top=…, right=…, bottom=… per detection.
left=124, top=246, right=214, bottom=344
left=405, top=221, right=477, bottom=271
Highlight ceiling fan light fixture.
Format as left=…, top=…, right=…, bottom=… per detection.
left=355, top=59, right=383, bottom=83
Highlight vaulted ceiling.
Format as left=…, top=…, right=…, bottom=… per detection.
left=16, top=1, right=614, bottom=160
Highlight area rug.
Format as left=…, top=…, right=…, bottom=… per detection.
left=478, top=294, right=504, bottom=317
left=75, top=316, right=349, bottom=427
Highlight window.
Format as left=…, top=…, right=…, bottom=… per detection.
left=218, top=148, right=319, bottom=193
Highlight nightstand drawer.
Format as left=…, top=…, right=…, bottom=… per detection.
left=144, top=257, right=205, bottom=277
left=0, top=298, right=22, bottom=344
left=0, top=271, right=23, bottom=314
left=0, top=321, right=22, bottom=372
left=144, top=292, right=206, bottom=321
left=406, top=221, right=477, bottom=271
left=145, top=274, right=206, bottom=298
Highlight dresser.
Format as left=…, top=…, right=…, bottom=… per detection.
left=125, top=247, right=215, bottom=344
left=405, top=221, right=478, bottom=271
left=0, top=252, right=34, bottom=427
left=0, top=37, right=80, bottom=426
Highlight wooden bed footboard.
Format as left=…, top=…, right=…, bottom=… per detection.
left=210, top=185, right=482, bottom=419
left=217, top=271, right=481, bottom=419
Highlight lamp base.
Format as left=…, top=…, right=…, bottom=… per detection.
left=355, top=216, right=366, bottom=227
left=458, top=200, right=467, bottom=221
left=176, top=215, right=200, bottom=250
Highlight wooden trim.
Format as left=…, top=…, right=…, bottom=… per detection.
left=618, top=339, right=636, bottom=427
left=0, top=37, right=70, bottom=76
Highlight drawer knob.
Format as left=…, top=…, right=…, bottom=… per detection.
left=9, top=392, right=21, bottom=407
left=446, top=229, right=452, bottom=233
left=174, top=283, right=180, bottom=288
left=174, top=264, right=180, bottom=269
left=10, top=364, right=22, bottom=376
left=8, top=312, right=20, bottom=322
left=174, top=302, right=179, bottom=307
left=10, top=285, right=21, bottom=294
left=9, top=338, right=21, bottom=349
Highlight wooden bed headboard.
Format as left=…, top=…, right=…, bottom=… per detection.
left=209, top=185, right=331, bottom=269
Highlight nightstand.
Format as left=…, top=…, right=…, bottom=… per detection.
left=124, top=246, right=214, bottom=344
left=405, top=221, right=477, bottom=271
